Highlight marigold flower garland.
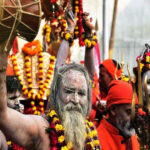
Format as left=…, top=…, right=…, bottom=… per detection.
left=136, top=44, right=150, bottom=69
left=11, top=41, right=56, bottom=115
left=46, top=109, right=101, bottom=150
left=81, top=32, right=98, bottom=49
left=42, top=19, right=67, bottom=46
left=42, top=24, right=51, bottom=44
left=61, top=19, right=67, bottom=32
left=61, top=31, right=74, bottom=47
left=73, top=0, right=84, bottom=46
left=22, top=40, right=42, bottom=56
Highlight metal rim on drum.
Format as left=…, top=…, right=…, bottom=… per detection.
left=0, top=0, right=42, bottom=42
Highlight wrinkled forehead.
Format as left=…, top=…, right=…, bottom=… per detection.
left=61, top=69, right=87, bottom=87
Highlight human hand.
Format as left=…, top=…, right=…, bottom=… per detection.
left=65, top=7, right=77, bottom=33
left=82, top=12, right=95, bottom=35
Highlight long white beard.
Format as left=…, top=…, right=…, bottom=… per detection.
left=63, top=111, right=86, bottom=150
left=56, top=99, right=86, bottom=150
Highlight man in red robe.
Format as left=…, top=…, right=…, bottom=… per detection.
left=97, top=80, right=140, bottom=150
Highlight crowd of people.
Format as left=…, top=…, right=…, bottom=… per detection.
left=0, top=5, right=149, bottom=150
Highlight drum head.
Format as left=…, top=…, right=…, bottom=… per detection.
left=0, top=0, right=41, bottom=42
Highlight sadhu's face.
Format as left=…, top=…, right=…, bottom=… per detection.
left=58, top=69, right=88, bottom=115
left=113, top=104, right=135, bottom=139
left=57, top=69, right=88, bottom=150
left=99, top=66, right=113, bottom=94
left=114, top=104, right=132, bottom=126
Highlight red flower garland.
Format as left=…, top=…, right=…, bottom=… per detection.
left=73, top=0, right=84, bottom=46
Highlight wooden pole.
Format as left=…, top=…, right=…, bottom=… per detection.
left=102, top=0, right=109, bottom=61
left=137, top=59, right=143, bottom=107
left=109, top=0, right=118, bottom=58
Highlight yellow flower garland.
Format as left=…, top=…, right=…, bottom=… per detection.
left=11, top=43, right=56, bottom=115
left=42, top=24, right=51, bottom=43
left=46, top=109, right=101, bottom=150
left=82, top=33, right=98, bottom=49
left=61, top=31, right=74, bottom=47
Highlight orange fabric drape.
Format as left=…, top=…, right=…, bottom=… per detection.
left=97, top=119, right=140, bottom=150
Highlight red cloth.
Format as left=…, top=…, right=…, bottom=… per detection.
left=107, top=80, right=138, bottom=109
left=97, top=119, right=140, bottom=150
left=12, top=37, right=19, bottom=54
left=101, top=59, right=122, bottom=79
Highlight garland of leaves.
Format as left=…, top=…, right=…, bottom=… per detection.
left=46, top=109, right=101, bottom=150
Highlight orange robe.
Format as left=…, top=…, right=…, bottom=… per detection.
left=97, top=119, right=140, bottom=150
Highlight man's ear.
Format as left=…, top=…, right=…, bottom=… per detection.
left=109, top=105, right=116, bottom=116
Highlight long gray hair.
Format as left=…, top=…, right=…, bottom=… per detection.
left=48, top=63, right=92, bottom=116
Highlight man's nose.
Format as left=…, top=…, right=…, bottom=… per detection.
left=71, top=92, right=79, bottom=104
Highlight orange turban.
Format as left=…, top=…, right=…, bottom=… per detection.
left=107, top=80, right=138, bottom=109
left=100, top=59, right=122, bottom=79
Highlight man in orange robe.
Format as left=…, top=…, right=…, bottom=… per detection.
left=97, top=80, right=140, bottom=150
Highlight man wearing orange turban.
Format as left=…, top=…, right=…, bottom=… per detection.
left=97, top=80, right=139, bottom=150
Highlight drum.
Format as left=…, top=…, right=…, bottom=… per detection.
left=0, top=0, right=41, bottom=42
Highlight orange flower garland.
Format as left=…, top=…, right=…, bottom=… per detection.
left=22, top=40, right=42, bottom=56
left=11, top=41, right=56, bottom=115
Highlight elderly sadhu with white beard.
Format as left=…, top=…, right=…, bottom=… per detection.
left=0, top=62, right=100, bottom=150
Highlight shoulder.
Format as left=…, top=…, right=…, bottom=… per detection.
left=23, top=115, right=50, bottom=149
left=29, top=115, right=49, bottom=133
